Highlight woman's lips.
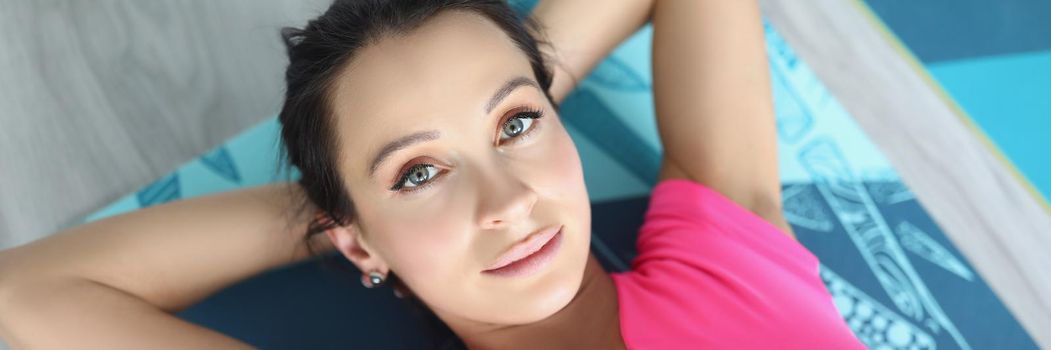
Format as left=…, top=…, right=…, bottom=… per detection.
left=482, top=225, right=563, bottom=277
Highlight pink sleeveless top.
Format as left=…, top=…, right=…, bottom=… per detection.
left=610, top=179, right=866, bottom=349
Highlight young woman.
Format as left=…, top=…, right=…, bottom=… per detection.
left=0, top=0, right=866, bottom=348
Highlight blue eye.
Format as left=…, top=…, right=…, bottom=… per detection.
left=391, top=163, right=440, bottom=191
left=388, top=108, right=544, bottom=194
left=499, top=110, right=543, bottom=142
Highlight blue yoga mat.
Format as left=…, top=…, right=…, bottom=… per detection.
left=83, top=14, right=1038, bottom=350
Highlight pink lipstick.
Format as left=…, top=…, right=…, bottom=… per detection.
left=482, top=225, right=563, bottom=278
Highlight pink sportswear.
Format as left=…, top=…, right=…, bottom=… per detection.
left=610, top=179, right=866, bottom=349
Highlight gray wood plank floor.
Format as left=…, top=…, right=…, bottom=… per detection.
left=1, top=0, right=1047, bottom=349
left=0, top=0, right=329, bottom=248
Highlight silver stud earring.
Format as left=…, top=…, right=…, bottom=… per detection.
left=364, top=271, right=385, bottom=288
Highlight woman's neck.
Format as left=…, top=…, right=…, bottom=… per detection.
left=441, top=253, right=625, bottom=350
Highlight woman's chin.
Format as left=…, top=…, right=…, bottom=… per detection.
left=428, top=223, right=592, bottom=326
left=490, top=274, right=582, bottom=325
left=486, top=239, right=589, bottom=324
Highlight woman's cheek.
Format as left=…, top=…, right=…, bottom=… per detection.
left=383, top=210, right=462, bottom=266
left=544, top=121, right=585, bottom=193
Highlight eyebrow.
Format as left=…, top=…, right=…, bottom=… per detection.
left=484, top=76, right=537, bottom=114
left=367, top=76, right=539, bottom=179
left=367, top=130, right=440, bottom=177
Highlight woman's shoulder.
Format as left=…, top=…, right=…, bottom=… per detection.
left=608, top=178, right=819, bottom=284
left=636, top=178, right=814, bottom=265
left=608, top=179, right=863, bottom=348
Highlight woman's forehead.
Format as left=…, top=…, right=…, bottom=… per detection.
left=329, top=10, right=536, bottom=171
left=332, top=10, right=531, bottom=118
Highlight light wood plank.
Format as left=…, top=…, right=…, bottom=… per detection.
left=0, top=0, right=329, bottom=250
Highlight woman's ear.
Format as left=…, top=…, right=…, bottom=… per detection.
left=322, top=218, right=388, bottom=275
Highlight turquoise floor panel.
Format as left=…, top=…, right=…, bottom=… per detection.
left=928, top=51, right=1051, bottom=203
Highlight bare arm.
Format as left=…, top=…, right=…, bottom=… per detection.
left=0, top=183, right=328, bottom=348
left=651, top=0, right=793, bottom=238
left=533, top=0, right=791, bottom=237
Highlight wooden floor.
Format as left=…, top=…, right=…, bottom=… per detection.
left=0, top=0, right=330, bottom=248
left=1, top=0, right=1048, bottom=349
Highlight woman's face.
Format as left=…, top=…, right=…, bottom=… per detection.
left=327, top=10, right=591, bottom=326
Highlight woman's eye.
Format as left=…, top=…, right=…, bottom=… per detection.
left=499, top=111, right=541, bottom=141
left=392, top=163, right=440, bottom=191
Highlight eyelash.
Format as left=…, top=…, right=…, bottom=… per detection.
left=498, top=106, right=544, bottom=145
left=388, top=106, right=546, bottom=193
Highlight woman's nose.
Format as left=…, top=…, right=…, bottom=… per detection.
left=476, top=171, right=538, bottom=230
